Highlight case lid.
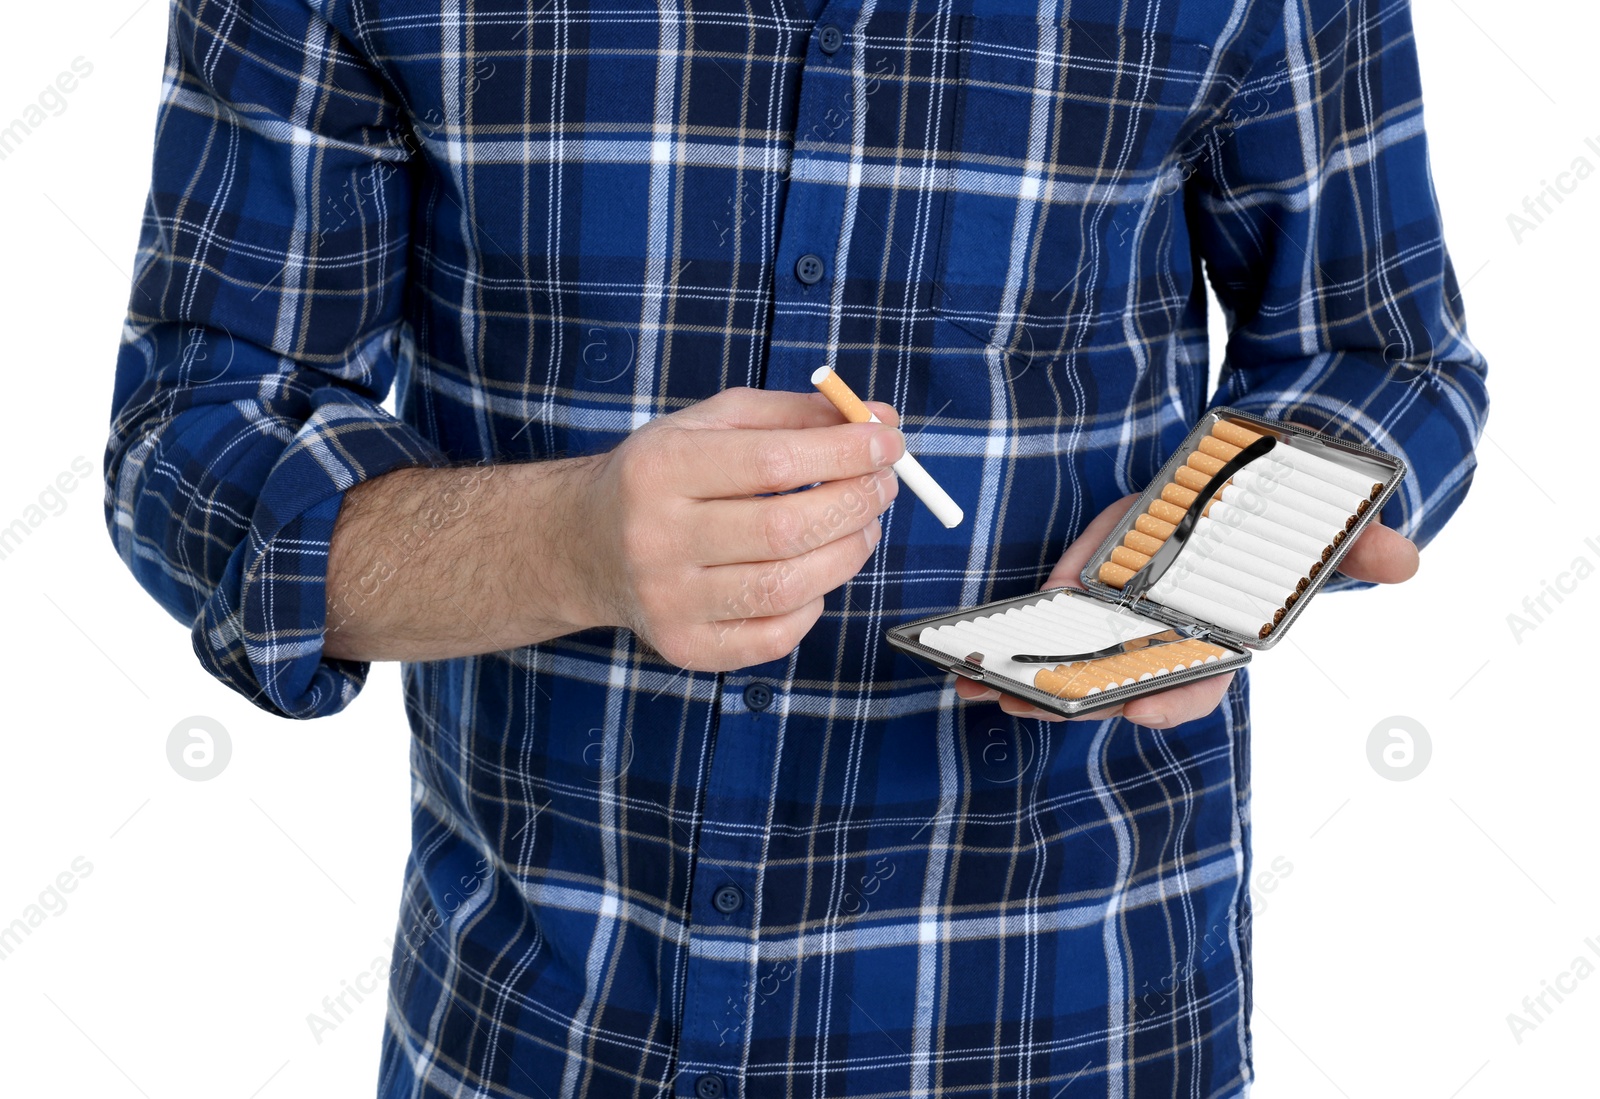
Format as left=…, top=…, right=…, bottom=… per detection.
left=1077, top=407, right=1407, bottom=650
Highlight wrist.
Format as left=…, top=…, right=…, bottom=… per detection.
left=506, top=452, right=616, bottom=638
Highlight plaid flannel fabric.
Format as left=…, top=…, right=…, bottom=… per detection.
left=104, top=0, right=1487, bottom=1095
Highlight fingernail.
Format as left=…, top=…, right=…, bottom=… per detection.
left=1130, top=712, right=1168, bottom=728
left=869, top=428, right=903, bottom=469
left=864, top=518, right=882, bottom=550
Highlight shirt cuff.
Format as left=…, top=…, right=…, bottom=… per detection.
left=192, top=387, right=449, bottom=718
left=1214, top=359, right=1482, bottom=596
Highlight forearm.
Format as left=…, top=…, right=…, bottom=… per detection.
left=322, top=456, right=605, bottom=662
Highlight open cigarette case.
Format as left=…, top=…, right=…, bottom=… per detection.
left=885, top=408, right=1407, bottom=716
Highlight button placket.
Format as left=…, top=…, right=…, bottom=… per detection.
left=673, top=7, right=863, bottom=1096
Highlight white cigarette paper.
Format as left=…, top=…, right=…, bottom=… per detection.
left=810, top=366, right=965, bottom=528
left=1243, top=456, right=1367, bottom=511
left=1227, top=468, right=1355, bottom=529
left=1202, top=502, right=1326, bottom=560
left=917, top=594, right=1179, bottom=693
left=1272, top=441, right=1384, bottom=497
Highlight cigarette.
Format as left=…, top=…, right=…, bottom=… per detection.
left=1160, top=482, right=1343, bottom=544
left=1187, top=451, right=1367, bottom=513
left=1033, top=663, right=1126, bottom=699
left=1202, top=429, right=1382, bottom=499
left=1156, top=499, right=1323, bottom=563
left=1179, top=519, right=1314, bottom=590
left=1147, top=577, right=1273, bottom=639
left=1123, top=529, right=1165, bottom=556
left=1028, top=601, right=1207, bottom=676
left=1033, top=638, right=1227, bottom=699
left=811, top=366, right=964, bottom=528
left=1117, top=540, right=1292, bottom=605
left=1212, top=419, right=1265, bottom=449
left=994, top=612, right=1154, bottom=681
left=1172, top=464, right=1356, bottom=530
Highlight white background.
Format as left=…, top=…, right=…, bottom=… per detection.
left=0, top=2, right=1592, bottom=1096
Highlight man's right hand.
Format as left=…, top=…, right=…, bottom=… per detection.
left=569, top=386, right=905, bottom=671
left=323, top=386, right=904, bottom=668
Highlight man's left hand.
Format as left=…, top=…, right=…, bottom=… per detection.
left=952, top=491, right=1419, bottom=728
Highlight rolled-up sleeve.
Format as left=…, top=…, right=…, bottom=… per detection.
left=1189, top=0, right=1490, bottom=589
left=103, top=0, right=448, bottom=717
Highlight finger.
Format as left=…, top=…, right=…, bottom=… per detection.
left=956, top=673, right=1127, bottom=722
left=1044, top=493, right=1142, bottom=589
left=997, top=693, right=1068, bottom=722
left=691, top=596, right=828, bottom=671
left=1120, top=671, right=1234, bottom=729
left=1335, top=523, right=1419, bottom=584
left=679, top=387, right=900, bottom=430
left=956, top=673, right=1224, bottom=728
left=671, top=420, right=906, bottom=498
left=694, top=468, right=897, bottom=565
left=953, top=673, right=1001, bottom=702
left=706, top=518, right=882, bottom=620
left=1066, top=700, right=1126, bottom=723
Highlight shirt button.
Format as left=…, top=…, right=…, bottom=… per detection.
left=712, top=883, right=745, bottom=914
left=695, top=1074, right=727, bottom=1099
left=743, top=681, right=774, bottom=711
left=817, top=24, right=843, bottom=54
left=794, top=253, right=825, bottom=286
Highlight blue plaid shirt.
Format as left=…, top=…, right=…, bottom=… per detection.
left=105, top=0, right=1487, bottom=1095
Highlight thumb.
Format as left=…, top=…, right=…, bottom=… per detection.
left=1335, top=523, right=1420, bottom=584
left=1045, top=494, right=1141, bottom=589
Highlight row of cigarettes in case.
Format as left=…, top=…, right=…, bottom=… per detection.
left=1095, top=420, right=1387, bottom=640
left=919, top=595, right=1233, bottom=699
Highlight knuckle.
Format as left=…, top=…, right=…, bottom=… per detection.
left=753, top=615, right=804, bottom=664
left=834, top=475, right=878, bottom=522
left=750, top=559, right=804, bottom=616
left=840, top=431, right=878, bottom=475
left=760, top=500, right=808, bottom=558
left=751, top=441, right=802, bottom=491
left=747, top=622, right=786, bottom=665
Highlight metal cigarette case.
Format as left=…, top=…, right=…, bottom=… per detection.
left=885, top=407, right=1408, bottom=716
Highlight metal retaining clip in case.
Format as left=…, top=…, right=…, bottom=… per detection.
left=1115, top=434, right=1277, bottom=607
